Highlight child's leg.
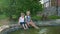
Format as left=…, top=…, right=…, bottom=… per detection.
left=29, top=21, right=39, bottom=29
left=25, top=24, right=28, bottom=29
left=22, top=24, right=26, bottom=29
left=26, top=22, right=31, bottom=28
left=26, top=22, right=30, bottom=26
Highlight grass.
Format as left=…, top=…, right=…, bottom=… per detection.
left=32, top=15, right=60, bottom=20
left=0, top=14, right=7, bottom=19
left=48, top=16, right=60, bottom=19
left=0, top=24, right=2, bottom=26
left=32, top=16, right=42, bottom=20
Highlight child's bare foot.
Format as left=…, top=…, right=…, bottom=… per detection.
left=24, top=27, right=28, bottom=29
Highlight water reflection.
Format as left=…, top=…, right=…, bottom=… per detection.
left=9, top=26, right=60, bottom=34
left=38, top=28, right=48, bottom=34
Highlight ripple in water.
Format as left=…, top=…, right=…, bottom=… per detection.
left=38, top=28, right=48, bottom=34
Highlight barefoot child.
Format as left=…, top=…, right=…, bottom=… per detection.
left=25, top=11, right=39, bottom=29
left=18, top=13, right=28, bottom=29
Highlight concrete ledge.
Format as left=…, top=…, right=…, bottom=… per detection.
left=0, top=24, right=20, bottom=34
left=0, top=25, right=9, bottom=32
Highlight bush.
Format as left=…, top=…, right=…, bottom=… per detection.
left=32, top=16, right=42, bottom=20
left=48, top=16, right=60, bottom=19
left=31, top=15, right=60, bottom=21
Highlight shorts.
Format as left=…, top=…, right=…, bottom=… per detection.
left=20, top=22, right=26, bottom=25
left=27, top=20, right=31, bottom=22
left=25, top=20, right=31, bottom=22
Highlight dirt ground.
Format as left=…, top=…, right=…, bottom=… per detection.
left=0, top=18, right=9, bottom=25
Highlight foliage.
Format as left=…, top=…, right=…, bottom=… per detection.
left=48, top=16, right=60, bottom=19
left=32, top=16, right=42, bottom=20
left=0, top=0, right=42, bottom=20
left=32, top=16, right=60, bottom=21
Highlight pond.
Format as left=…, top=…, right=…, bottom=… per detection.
left=8, top=26, right=60, bottom=34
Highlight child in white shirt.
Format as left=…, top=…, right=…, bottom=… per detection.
left=18, top=13, right=28, bottom=30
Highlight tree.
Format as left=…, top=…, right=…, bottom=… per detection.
left=0, top=0, right=42, bottom=20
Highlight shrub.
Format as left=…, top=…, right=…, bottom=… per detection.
left=48, top=16, right=60, bottom=19
left=31, top=16, right=42, bottom=20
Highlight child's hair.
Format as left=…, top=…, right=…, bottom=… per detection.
left=21, top=12, right=25, bottom=16
left=26, top=11, right=30, bottom=14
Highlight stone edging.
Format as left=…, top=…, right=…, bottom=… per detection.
left=0, top=19, right=60, bottom=34
left=0, top=24, right=20, bottom=34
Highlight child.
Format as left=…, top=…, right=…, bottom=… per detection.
left=25, top=11, right=39, bottom=29
left=18, top=12, right=28, bottom=30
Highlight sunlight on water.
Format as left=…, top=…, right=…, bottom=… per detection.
left=38, top=28, right=48, bottom=34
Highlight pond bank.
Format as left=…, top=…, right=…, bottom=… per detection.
left=0, top=19, right=60, bottom=34
left=0, top=25, right=60, bottom=34
left=34, top=19, right=60, bottom=26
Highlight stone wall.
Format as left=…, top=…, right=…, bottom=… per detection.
left=43, top=6, right=60, bottom=16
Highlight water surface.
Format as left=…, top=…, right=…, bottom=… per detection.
left=8, top=26, right=60, bottom=34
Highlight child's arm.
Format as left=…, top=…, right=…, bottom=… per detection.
left=25, top=16, right=27, bottom=22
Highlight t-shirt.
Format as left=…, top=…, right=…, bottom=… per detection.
left=19, top=17, right=24, bottom=22
left=25, top=16, right=31, bottom=22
